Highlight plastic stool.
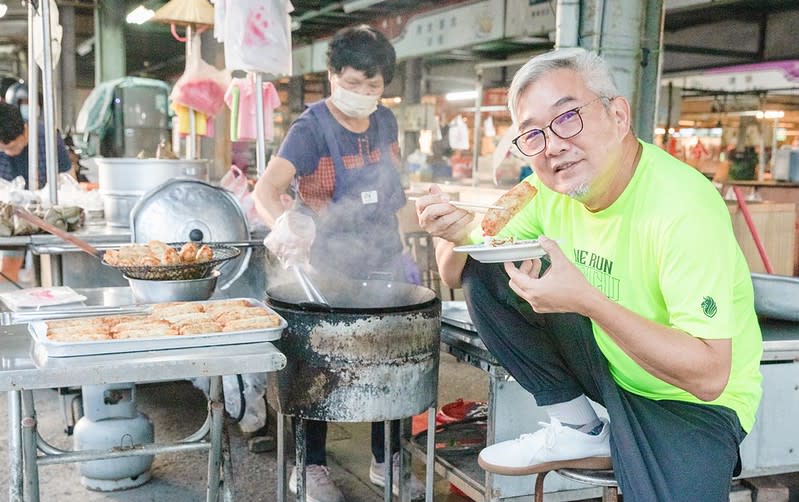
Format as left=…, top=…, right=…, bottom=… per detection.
left=534, top=467, right=618, bottom=502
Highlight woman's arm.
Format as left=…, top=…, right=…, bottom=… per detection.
left=252, top=156, right=297, bottom=227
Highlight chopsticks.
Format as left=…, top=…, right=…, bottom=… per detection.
left=291, top=265, right=331, bottom=308
left=449, top=201, right=504, bottom=211
left=407, top=197, right=503, bottom=211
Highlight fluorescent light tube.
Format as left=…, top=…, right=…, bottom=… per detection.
left=342, top=0, right=385, bottom=14
left=126, top=5, right=155, bottom=25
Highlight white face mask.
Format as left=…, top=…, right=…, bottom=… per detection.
left=330, top=86, right=379, bottom=118
left=19, top=105, right=29, bottom=121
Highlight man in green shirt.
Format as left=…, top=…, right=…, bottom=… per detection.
left=416, top=48, right=762, bottom=501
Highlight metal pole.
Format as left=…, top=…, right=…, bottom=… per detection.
left=555, top=0, right=581, bottom=48
left=399, top=419, right=409, bottom=502
left=21, top=390, right=39, bottom=501
left=635, top=0, right=665, bottom=142
left=27, top=2, right=39, bottom=191
left=40, top=0, right=59, bottom=204
left=471, top=69, right=483, bottom=187
left=8, top=391, right=23, bottom=502
left=206, top=376, right=223, bottom=502
left=277, top=412, right=286, bottom=502
left=295, top=418, right=307, bottom=502
left=255, top=72, right=267, bottom=177
left=59, top=4, right=76, bottom=130
left=425, top=406, right=435, bottom=502
left=383, top=421, right=391, bottom=502
left=186, top=25, right=197, bottom=160
left=770, top=117, right=779, bottom=171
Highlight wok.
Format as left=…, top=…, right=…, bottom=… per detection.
left=266, top=275, right=441, bottom=422
left=266, top=276, right=438, bottom=313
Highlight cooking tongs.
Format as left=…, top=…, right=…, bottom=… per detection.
left=290, top=265, right=331, bottom=309
left=13, top=207, right=103, bottom=259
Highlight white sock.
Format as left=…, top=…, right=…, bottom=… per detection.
left=541, top=395, right=601, bottom=432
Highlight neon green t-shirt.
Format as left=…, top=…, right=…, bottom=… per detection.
left=474, top=140, right=762, bottom=432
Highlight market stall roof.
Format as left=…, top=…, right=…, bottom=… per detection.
left=0, top=0, right=798, bottom=88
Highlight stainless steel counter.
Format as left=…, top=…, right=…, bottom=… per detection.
left=0, top=223, right=131, bottom=250
left=0, top=286, right=287, bottom=502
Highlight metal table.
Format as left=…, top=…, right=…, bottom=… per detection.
left=0, top=287, right=287, bottom=502
left=432, top=301, right=799, bottom=501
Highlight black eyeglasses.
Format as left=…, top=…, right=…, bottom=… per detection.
left=511, top=96, right=609, bottom=157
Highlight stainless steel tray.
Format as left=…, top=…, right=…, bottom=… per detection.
left=28, top=298, right=286, bottom=357
left=442, top=301, right=476, bottom=332
left=752, top=273, right=799, bottom=322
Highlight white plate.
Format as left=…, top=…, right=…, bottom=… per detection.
left=453, top=240, right=547, bottom=263
left=0, top=287, right=87, bottom=310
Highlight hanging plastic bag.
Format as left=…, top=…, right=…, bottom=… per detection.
left=170, top=34, right=230, bottom=117
left=223, top=0, right=294, bottom=76
left=220, top=165, right=267, bottom=232
left=484, top=116, right=496, bottom=137
left=448, top=115, right=470, bottom=151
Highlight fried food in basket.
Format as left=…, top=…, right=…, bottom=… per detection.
left=481, top=182, right=538, bottom=237
left=102, top=240, right=215, bottom=267
left=179, top=242, right=199, bottom=262
left=43, top=299, right=282, bottom=342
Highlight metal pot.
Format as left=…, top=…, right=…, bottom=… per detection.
left=126, top=270, right=220, bottom=304
left=95, top=157, right=209, bottom=192
left=266, top=278, right=441, bottom=422
left=95, top=158, right=209, bottom=227
left=99, top=190, right=144, bottom=227
left=751, top=272, right=799, bottom=322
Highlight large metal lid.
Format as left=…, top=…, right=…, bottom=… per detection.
left=131, top=179, right=248, bottom=243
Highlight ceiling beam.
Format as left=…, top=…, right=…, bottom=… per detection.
left=663, top=44, right=759, bottom=60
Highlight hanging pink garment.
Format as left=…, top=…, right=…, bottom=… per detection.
left=224, top=74, right=281, bottom=142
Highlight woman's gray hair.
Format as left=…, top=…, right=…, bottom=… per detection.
left=507, top=48, right=620, bottom=124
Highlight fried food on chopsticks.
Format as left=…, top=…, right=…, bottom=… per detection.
left=481, top=182, right=538, bottom=237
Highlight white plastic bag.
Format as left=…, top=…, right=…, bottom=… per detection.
left=220, top=165, right=267, bottom=232
left=448, top=115, right=470, bottom=150
left=190, top=373, right=267, bottom=433
left=223, top=0, right=294, bottom=75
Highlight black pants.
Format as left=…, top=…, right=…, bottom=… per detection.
left=297, top=418, right=400, bottom=467
left=462, top=260, right=746, bottom=502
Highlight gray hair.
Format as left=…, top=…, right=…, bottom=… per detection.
left=507, top=48, right=619, bottom=124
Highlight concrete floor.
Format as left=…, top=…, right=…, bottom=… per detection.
left=0, top=351, right=486, bottom=502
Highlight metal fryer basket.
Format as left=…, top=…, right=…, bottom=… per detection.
left=103, top=243, right=241, bottom=280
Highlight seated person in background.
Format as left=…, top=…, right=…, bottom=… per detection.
left=0, top=102, right=72, bottom=282
left=415, top=47, right=763, bottom=501
left=0, top=101, right=72, bottom=190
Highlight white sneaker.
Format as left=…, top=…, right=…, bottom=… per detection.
left=478, top=417, right=612, bottom=475
left=369, top=452, right=425, bottom=500
left=288, top=465, right=345, bottom=502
